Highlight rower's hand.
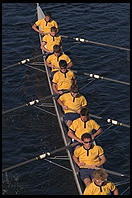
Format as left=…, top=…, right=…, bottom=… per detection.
left=63, top=105, right=69, bottom=110
left=52, top=65, right=57, bottom=69
left=91, top=134, right=95, bottom=140
left=77, top=139, right=83, bottom=144
left=76, top=109, right=81, bottom=114
left=78, top=162, right=86, bottom=167
left=88, top=165, right=97, bottom=169
left=39, top=30, right=44, bottom=35
left=58, top=90, right=63, bottom=95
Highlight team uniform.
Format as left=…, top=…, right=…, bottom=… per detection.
left=58, top=93, right=87, bottom=124
left=42, top=34, right=61, bottom=52
left=74, top=145, right=104, bottom=181
left=35, top=18, right=58, bottom=34
left=69, top=118, right=100, bottom=139
left=46, top=53, right=71, bottom=72
left=83, top=180, right=116, bottom=195
left=52, top=70, right=76, bottom=91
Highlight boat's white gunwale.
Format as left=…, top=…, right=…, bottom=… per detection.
left=36, top=3, right=83, bottom=195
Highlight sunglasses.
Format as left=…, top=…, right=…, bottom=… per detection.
left=83, top=141, right=92, bottom=144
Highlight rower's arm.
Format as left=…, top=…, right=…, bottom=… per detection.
left=67, top=61, right=73, bottom=69
left=41, top=41, right=51, bottom=53
left=52, top=83, right=59, bottom=94
left=92, top=128, right=103, bottom=139
left=46, top=60, right=54, bottom=69
left=73, top=154, right=85, bottom=167
left=72, top=154, right=80, bottom=167
left=32, top=24, right=43, bottom=34
left=68, top=129, right=83, bottom=143
left=113, top=188, right=119, bottom=195
left=57, top=98, right=68, bottom=110
left=57, top=98, right=64, bottom=108
left=96, top=154, right=106, bottom=167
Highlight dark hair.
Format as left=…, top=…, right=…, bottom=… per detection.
left=44, top=12, right=51, bottom=17
left=53, top=45, right=61, bottom=53
left=81, top=133, right=92, bottom=141
left=80, top=108, right=89, bottom=117
left=71, top=84, right=79, bottom=93
left=59, top=60, right=67, bottom=68
left=51, top=26, right=57, bottom=32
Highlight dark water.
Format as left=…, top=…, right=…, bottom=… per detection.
left=2, top=3, right=130, bottom=195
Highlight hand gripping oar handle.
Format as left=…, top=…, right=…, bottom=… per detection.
left=2, top=142, right=79, bottom=173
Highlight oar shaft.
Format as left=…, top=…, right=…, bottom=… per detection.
left=2, top=142, right=79, bottom=173
left=2, top=104, right=27, bottom=115
left=2, top=54, right=44, bottom=71
left=2, top=157, right=37, bottom=173
left=61, top=35, right=130, bottom=51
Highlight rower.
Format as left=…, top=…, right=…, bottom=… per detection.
left=68, top=107, right=103, bottom=143
left=83, top=169, right=119, bottom=195
left=57, top=84, right=87, bottom=128
left=32, top=11, right=59, bottom=36
left=52, top=60, right=76, bottom=95
left=73, top=133, right=106, bottom=187
left=46, top=45, right=73, bottom=80
left=41, top=26, right=62, bottom=54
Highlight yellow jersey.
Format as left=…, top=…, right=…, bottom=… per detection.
left=69, top=118, right=100, bottom=139
left=52, top=70, right=76, bottom=90
left=42, top=34, right=61, bottom=51
left=46, top=53, right=71, bottom=72
left=58, top=93, right=87, bottom=114
left=74, top=145, right=104, bottom=166
left=83, top=181, right=116, bottom=195
left=35, top=18, right=58, bottom=34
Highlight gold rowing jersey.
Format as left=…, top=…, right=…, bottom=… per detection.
left=35, top=18, right=58, bottom=34
left=42, top=34, right=61, bottom=51
left=58, top=93, right=87, bottom=114
left=74, top=145, right=104, bottom=166
left=69, top=118, right=100, bottom=139
left=83, top=181, right=116, bottom=195
left=52, top=70, right=75, bottom=90
left=46, top=53, right=71, bottom=72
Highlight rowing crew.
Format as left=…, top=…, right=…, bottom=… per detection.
left=32, top=12, right=119, bottom=195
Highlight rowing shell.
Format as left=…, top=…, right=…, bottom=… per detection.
left=36, top=3, right=89, bottom=195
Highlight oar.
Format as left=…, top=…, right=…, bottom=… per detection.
left=61, top=35, right=130, bottom=51
left=2, top=54, right=44, bottom=71
left=2, top=141, right=79, bottom=173
left=80, top=165, right=129, bottom=177
left=2, top=99, right=40, bottom=115
left=65, top=108, right=130, bottom=128
left=2, top=90, right=70, bottom=115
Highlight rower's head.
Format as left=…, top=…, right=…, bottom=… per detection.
left=44, top=11, right=51, bottom=22
left=51, top=26, right=57, bottom=36
left=70, top=84, right=79, bottom=98
left=53, top=45, right=61, bottom=56
left=59, top=60, right=67, bottom=73
left=80, top=108, right=89, bottom=122
left=81, top=133, right=93, bottom=149
left=93, top=169, right=108, bottom=186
